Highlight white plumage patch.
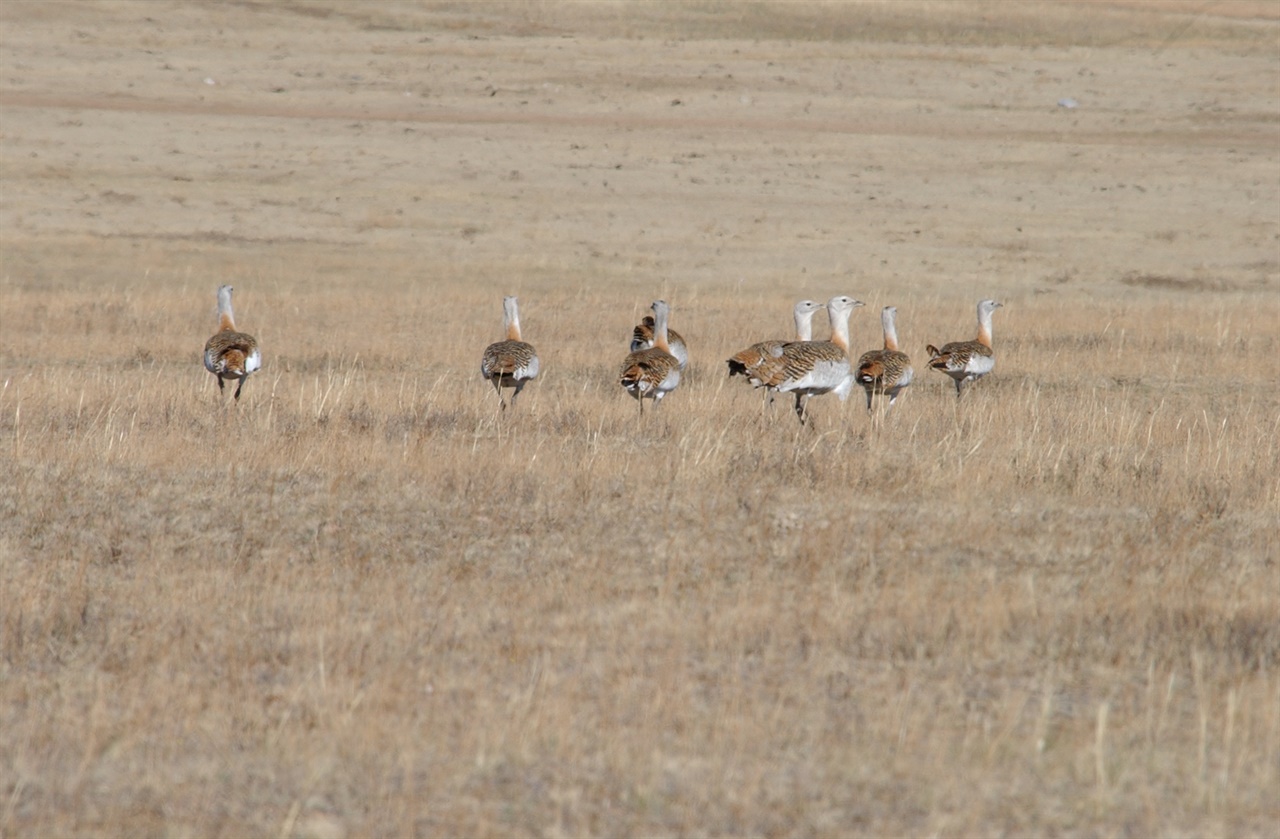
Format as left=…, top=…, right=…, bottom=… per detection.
left=833, top=372, right=855, bottom=401
left=776, top=358, right=851, bottom=395
left=962, top=355, right=995, bottom=377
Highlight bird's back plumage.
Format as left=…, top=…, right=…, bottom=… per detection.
left=926, top=340, right=994, bottom=373
left=619, top=348, right=681, bottom=397
left=774, top=341, right=853, bottom=393
left=204, top=331, right=261, bottom=377
left=481, top=340, right=540, bottom=380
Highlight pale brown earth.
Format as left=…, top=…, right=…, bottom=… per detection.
left=1, top=2, right=1278, bottom=836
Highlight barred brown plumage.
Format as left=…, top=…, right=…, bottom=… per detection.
left=631, top=316, right=688, bottom=370
left=855, top=305, right=914, bottom=413
left=620, top=300, right=681, bottom=413
left=727, top=299, right=826, bottom=406
left=774, top=295, right=863, bottom=425
left=203, top=284, right=261, bottom=403
left=480, top=296, right=540, bottom=410
left=926, top=299, right=1003, bottom=397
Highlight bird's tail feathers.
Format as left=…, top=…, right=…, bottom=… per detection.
left=857, top=360, right=885, bottom=383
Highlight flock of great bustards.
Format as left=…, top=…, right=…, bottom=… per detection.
left=204, top=285, right=1003, bottom=423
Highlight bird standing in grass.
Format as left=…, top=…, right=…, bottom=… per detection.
left=619, top=300, right=681, bottom=413
left=926, top=299, right=1003, bottom=397
left=480, top=295, right=540, bottom=410
left=203, top=284, right=261, bottom=403
left=774, top=295, right=863, bottom=425
left=855, top=305, right=913, bottom=414
left=727, top=299, right=826, bottom=406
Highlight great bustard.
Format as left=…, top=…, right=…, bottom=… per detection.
left=630, top=315, right=688, bottom=370
left=726, top=299, right=826, bottom=405
left=619, top=300, right=681, bottom=413
left=203, top=284, right=262, bottom=402
left=855, top=305, right=914, bottom=413
left=774, top=295, right=864, bottom=424
left=926, top=299, right=1003, bottom=397
left=480, top=295, right=540, bottom=410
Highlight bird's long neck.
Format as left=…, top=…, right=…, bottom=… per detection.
left=976, top=309, right=994, bottom=348
left=882, top=311, right=899, bottom=351
left=828, top=306, right=850, bottom=352
left=652, top=308, right=671, bottom=353
left=217, top=290, right=237, bottom=332
left=504, top=300, right=522, bottom=341
left=795, top=308, right=816, bottom=342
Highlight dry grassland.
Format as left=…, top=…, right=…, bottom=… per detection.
left=2, top=1, right=1279, bottom=836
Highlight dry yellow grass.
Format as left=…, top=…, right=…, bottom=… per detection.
left=2, top=1, right=1278, bottom=836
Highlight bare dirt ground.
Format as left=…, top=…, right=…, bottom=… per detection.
left=1, top=2, right=1278, bottom=836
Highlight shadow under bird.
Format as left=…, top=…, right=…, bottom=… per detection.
left=926, top=299, right=1004, bottom=397
left=727, top=299, right=826, bottom=407
left=480, top=295, right=540, bottom=410
left=203, top=284, right=261, bottom=402
left=619, top=299, right=681, bottom=413
left=855, top=305, right=914, bottom=414
left=773, top=295, right=864, bottom=425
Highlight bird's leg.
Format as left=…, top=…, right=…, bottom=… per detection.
left=878, top=393, right=896, bottom=427
left=954, top=379, right=964, bottom=399
left=511, top=382, right=524, bottom=408
left=217, top=376, right=226, bottom=393
left=233, top=377, right=245, bottom=401
left=794, top=392, right=807, bottom=425
left=488, top=377, right=507, bottom=411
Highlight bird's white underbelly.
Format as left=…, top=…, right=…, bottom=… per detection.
left=964, top=355, right=995, bottom=377
left=778, top=359, right=850, bottom=394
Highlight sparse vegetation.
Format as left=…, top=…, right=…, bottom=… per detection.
left=2, top=1, right=1278, bottom=836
